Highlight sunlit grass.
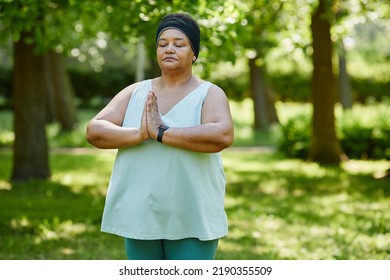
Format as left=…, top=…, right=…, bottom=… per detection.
left=0, top=148, right=389, bottom=260
left=218, top=150, right=390, bottom=260
left=0, top=150, right=125, bottom=260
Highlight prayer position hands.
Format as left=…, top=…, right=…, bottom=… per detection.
left=139, top=104, right=150, bottom=141
left=145, top=90, right=164, bottom=140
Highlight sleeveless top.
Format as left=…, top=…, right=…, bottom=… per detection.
left=101, top=79, right=228, bottom=241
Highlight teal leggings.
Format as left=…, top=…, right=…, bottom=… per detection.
left=124, top=238, right=219, bottom=260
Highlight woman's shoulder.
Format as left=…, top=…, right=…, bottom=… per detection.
left=198, top=79, right=225, bottom=97
left=125, top=79, right=151, bottom=92
left=119, top=79, right=151, bottom=97
left=194, top=77, right=223, bottom=92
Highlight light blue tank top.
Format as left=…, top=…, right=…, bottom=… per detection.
left=101, top=79, right=228, bottom=241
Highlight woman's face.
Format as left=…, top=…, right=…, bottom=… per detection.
left=157, top=28, right=195, bottom=71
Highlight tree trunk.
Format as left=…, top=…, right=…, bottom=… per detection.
left=249, top=57, right=278, bottom=130
left=12, top=32, right=50, bottom=181
left=309, top=0, right=344, bottom=165
left=338, top=41, right=353, bottom=109
left=44, top=51, right=77, bottom=131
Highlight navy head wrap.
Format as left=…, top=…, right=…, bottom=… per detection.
left=156, top=13, right=200, bottom=60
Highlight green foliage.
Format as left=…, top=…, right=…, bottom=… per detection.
left=207, top=59, right=250, bottom=101
left=0, top=0, right=106, bottom=53
left=0, top=148, right=389, bottom=259
left=68, top=67, right=135, bottom=109
left=339, top=103, right=390, bottom=160
left=349, top=20, right=390, bottom=64
left=277, top=102, right=390, bottom=160
left=268, top=72, right=312, bottom=102
left=2, top=63, right=388, bottom=108
left=46, top=110, right=97, bottom=147
left=351, top=78, right=390, bottom=102
left=1, top=0, right=389, bottom=102
left=278, top=112, right=311, bottom=158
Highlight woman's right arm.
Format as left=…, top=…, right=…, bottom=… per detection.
left=86, top=83, right=150, bottom=149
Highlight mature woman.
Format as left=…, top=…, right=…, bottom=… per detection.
left=86, top=13, right=234, bottom=260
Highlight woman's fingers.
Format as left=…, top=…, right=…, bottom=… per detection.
left=140, top=102, right=150, bottom=140
left=146, top=90, right=163, bottom=139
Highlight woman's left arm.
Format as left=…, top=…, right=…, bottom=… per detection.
left=147, top=85, right=234, bottom=153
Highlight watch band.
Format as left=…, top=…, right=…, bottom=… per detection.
left=157, top=125, right=170, bottom=143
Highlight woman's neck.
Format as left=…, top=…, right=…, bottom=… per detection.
left=159, top=72, right=194, bottom=88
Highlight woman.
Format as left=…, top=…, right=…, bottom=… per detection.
left=86, top=13, right=234, bottom=260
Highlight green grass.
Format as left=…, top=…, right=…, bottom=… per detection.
left=0, top=149, right=123, bottom=259
left=222, top=150, right=389, bottom=259
left=0, top=148, right=389, bottom=259
left=0, top=102, right=389, bottom=259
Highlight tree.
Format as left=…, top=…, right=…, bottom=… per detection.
left=2, top=0, right=184, bottom=181
left=309, top=0, right=344, bottom=164
left=0, top=0, right=103, bottom=181
left=44, top=51, right=77, bottom=130
left=337, top=40, right=353, bottom=109
left=2, top=1, right=54, bottom=181
left=334, top=1, right=353, bottom=109
left=333, top=0, right=390, bottom=109
left=307, top=0, right=389, bottom=164
left=245, top=1, right=280, bottom=130
left=178, top=0, right=282, bottom=130
left=12, top=31, right=50, bottom=180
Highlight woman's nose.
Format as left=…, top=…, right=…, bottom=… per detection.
left=166, top=43, right=175, bottom=53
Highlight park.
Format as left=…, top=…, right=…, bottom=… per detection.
left=0, top=0, right=389, bottom=260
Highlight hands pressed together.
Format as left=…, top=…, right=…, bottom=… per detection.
left=140, top=90, right=165, bottom=141
left=87, top=84, right=233, bottom=151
